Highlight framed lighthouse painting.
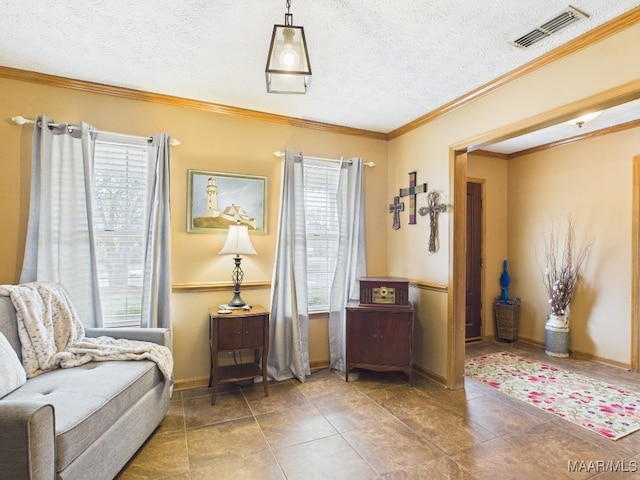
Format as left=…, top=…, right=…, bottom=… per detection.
left=187, top=169, right=267, bottom=234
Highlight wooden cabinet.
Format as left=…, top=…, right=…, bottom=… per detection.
left=345, top=302, right=414, bottom=385
left=209, top=305, right=269, bottom=405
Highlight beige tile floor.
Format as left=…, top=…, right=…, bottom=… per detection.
left=117, top=341, right=640, bottom=479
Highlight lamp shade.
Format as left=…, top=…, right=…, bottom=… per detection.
left=219, top=224, right=257, bottom=256
left=266, top=24, right=311, bottom=94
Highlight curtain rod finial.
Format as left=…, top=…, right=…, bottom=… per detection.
left=11, top=115, right=33, bottom=125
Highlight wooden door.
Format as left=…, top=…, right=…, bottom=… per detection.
left=466, top=181, right=483, bottom=339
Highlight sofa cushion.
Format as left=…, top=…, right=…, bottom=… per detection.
left=0, top=296, right=21, bottom=360
left=3, top=359, right=163, bottom=471
left=0, top=332, right=26, bottom=398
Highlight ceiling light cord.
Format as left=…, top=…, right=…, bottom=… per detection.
left=285, top=0, right=293, bottom=26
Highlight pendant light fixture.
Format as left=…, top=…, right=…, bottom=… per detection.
left=265, top=0, right=311, bottom=94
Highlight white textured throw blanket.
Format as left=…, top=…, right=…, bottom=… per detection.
left=0, top=282, right=173, bottom=380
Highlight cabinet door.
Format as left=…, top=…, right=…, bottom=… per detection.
left=379, top=312, right=412, bottom=366
left=347, top=310, right=381, bottom=365
left=217, top=317, right=243, bottom=350
left=241, top=316, right=265, bottom=348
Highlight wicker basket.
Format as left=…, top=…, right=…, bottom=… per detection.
left=494, top=297, right=521, bottom=342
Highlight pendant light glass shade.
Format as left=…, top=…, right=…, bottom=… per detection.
left=265, top=8, right=311, bottom=94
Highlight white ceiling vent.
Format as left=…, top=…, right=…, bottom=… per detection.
left=510, top=5, right=589, bottom=48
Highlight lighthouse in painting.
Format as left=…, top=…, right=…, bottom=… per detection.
left=203, top=177, right=218, bottom=217
left=195, top=175, right=257, bottom=229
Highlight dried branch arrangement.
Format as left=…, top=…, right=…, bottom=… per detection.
left=542, top=217, right=594, bottom=316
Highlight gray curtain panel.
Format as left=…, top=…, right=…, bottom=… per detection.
left=268, top=149, right=311, bottom=382
left=140, top=134, right=172, bottom=329
left=20, top=115, right=104, bottom=327
left=329, top=158, right=367, bottom=371
left=20, top=116, right=171, bottom=330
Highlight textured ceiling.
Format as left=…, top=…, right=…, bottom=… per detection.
left=2, top=1, right=639, bottom=151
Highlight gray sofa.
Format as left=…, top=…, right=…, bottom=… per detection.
left=0, top=296, right=173, bottom=480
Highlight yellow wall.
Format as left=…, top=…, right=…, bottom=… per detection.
left=0, top=77, right=388, bottom=383
left=508, top=127, right=639, bottom=364
left=388, top=22, right=640, bottom=379
left=467, top=128, right=638, bottom=366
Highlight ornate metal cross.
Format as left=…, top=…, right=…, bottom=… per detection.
left=418, top=190, right=447, bottom=253
left=388, top=196, right=404, bottom=230
left=399, top=171, right=427, bottom=225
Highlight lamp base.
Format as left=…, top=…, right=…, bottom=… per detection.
left=226, top=292, right=247, bottom=309
left=226, top=254, right=248, bottom=308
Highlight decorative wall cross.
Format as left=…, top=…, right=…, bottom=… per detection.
left=399, top=171, right=427, bottom=225
left=388, top=196, right=404, bottom=230
left=418, top=190, right=447, bottom=253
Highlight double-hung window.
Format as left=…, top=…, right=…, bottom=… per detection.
left=303, top=159, right=342, bottom=312
left=92, top=136, right=150, bottom=327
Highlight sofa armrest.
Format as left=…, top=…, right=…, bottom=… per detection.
left=85, top=328, right=172, bottom=351
left=0, top=402, right=56, bottom=480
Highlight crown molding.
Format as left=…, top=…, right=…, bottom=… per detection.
left=469, top=150, right=509, bottom=160
left=506, top=118, right=640, bottom=158
left=0, top=65, right=388, bottom=141
left=468, top=118, right=640, bottom=159
left=388, top=6, right=640, bottom=139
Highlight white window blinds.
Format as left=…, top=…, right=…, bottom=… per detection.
left=303, top=159, right=341, bottom=311
left=93, top=137, right=150, bottom=327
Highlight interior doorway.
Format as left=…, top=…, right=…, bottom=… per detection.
left=450, top=88, right=640, bottom=389
left=466, top=181, right=482, bottom=340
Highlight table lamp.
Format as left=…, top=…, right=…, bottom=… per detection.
left=219, top=222, right=257, bottom=308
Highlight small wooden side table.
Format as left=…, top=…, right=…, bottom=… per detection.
left=208, top=305, right=270, bottom=405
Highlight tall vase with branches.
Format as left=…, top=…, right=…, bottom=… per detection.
left=542, top=217, right=593, bottom=321
left=539, top=217, right=593, bottom=356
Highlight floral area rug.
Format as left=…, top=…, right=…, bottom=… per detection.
left=465, top=351, right=640, bottom=440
